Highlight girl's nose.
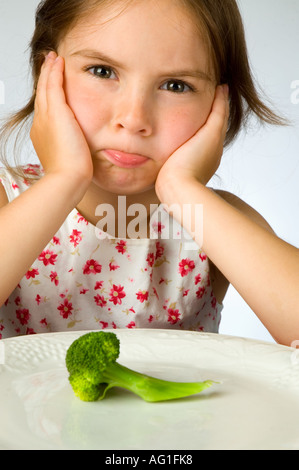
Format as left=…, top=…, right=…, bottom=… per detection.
left=112, top=89, right=153, bottom=137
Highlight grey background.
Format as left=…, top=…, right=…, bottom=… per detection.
left=0, top=0, right=298, bottom=343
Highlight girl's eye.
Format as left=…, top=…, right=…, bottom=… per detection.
left=161, top=80, right=193, bottom=93
left=87, top=66, right=116, bottom=80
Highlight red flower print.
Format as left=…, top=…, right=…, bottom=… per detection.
left=50, top=271, right=59, bottom=286
left=152, top=287, right=159, bottom=300
left=14, top=296, right=21, bottom=306
left=146, top=253, right=155, bottom=267
left=115, top=240, right=127, bottom=254
left=196, top=286, right=205, bottom=299
left=126, top=321, right=136, bottom=329
left=35, top=294, right=41, bottom=305
left=148, top=315, right=154, bottom=323
left=178, top=258, right=195, bottom=277
left=167, top=308, right=181, bottom=325
left=155, top=241, right=164, bottom=259
left=77, top=213, right=89, bottom=225
left=80, top=288, right=89, bottom=295
left=94, top=294, right=107, bottom=308
left=136, top=290, right=149, bottom=303
left=199, top=252, right=207, bottom=262
left=26, top=328, right=36, bottom=335
left=25, top=267, right=39, bottom=279
left=70, top=229, right=82, bottom=247
left=194, top=274, right=202, bottom=285
left=94, top=281, right=104, bottom=290
left=40, top=318, right=48, bottom=327
left=152, top=221, right=165, bottom=234
left=52, top=236, right=60, bottom=245
left=100, top=321, right=108, bottom=329
left=109, top=261, right=120, bottom=271
left=38, top=250, right=57, bottom=266
left=109, top=285, right=126, bottom=305
left=24, top=164, right=39, bottom=176
left=57, top=299, right=73, bottom=319
left=183, top=289, right=190, bottom=297
left=16, top=308, right=31, bottom=325
left=83, top=259, right=102, bottom=275
left=211, top=296, right=217, bottom=309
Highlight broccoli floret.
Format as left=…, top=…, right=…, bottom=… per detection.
left=65, top=331, right=214, bottom=402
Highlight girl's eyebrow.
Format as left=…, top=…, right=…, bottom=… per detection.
left=71, top=49, right=213, bottom=82
left=163, top=69, right=213, bottom=82
left=71, top=49, right=124, bottom=69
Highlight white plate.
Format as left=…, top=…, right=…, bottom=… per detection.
left=1, top=329, right=299, bottom=450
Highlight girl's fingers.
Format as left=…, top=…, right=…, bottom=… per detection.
left=190, top=85, right=229, bottom=181
left=34, top=51, right=66, bottom=115
left=186, top=84, right=228, bottom=167
left=45, top=54, right=67, bottom=111
left=206, top=85, right=230, bottom=143
left=34, top=51, right=55, bottom=113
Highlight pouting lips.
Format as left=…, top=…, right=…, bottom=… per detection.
left=103, top=149, right=149, bottom=168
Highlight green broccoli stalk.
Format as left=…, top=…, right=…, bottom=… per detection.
left=65, top=331, right=214, bottom=402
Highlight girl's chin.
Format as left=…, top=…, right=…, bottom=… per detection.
left=92, top=172, right=156, bottom=195
left=92, top=161, right=159, bottom=195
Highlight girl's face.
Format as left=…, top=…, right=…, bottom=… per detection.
left=58, top=0, right=216, bottom=195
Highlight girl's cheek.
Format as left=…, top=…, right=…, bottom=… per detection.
left=159, top=109, right=207, bottom=158
left=165, top=88, right=215, bottom=155
left=64, top=83, right=108, bottom=141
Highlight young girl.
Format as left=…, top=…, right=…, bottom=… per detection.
left=0, top=0, right=298, bottom=345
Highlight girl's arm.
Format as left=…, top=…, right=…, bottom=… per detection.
left=0, top=52, right=93, bottom=307
left=0, top=172, right=88, bottom=307
left=156, top=86, right=299, bottom=346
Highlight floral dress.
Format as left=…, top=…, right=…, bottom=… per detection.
left=0, top=165, right=222, bottom=339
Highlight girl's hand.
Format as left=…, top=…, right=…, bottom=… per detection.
left=30, top=51, right=93, bottom=194
left=156, top=85, right=229, bottom=198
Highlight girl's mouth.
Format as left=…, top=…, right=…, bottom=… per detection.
left=103, top=149, right=149, bottom=169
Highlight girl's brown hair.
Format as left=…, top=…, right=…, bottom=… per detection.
left=0, top=0, right=286, bottom=181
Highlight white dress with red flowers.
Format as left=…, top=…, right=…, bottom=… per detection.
left=0, top=165, right=222, bottom=339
